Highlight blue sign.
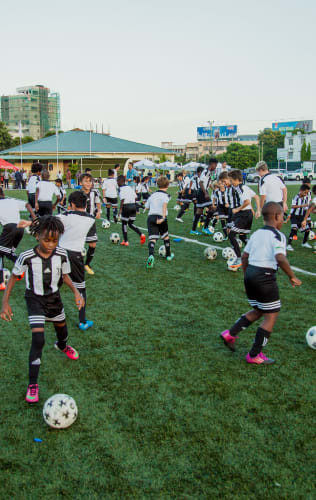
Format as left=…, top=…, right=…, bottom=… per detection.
left=272, top=120, right=313, bottom=133
left=197, top=125, right=238, bottom=140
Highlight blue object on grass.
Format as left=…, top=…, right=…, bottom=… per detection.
left=173, top=238, right=182, bottom=242
left=33, top=438, right=42, bottom=443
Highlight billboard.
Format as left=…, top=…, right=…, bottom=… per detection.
left=197, top=125, right=238, bottom=141
left=272, top=120, right=313, bottom=134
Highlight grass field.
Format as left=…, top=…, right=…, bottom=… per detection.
left=0, top=185, right=315, bottom=499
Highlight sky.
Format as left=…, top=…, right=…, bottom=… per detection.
left=2, top=0, right=316, bottom=146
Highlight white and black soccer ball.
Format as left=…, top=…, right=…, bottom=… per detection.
left=306, top=326, right=316, bottom=350
left=110, top=233, right=120, bottom=244
left=204, top=246, right=217, bottom=260
left=174, top=205, right=180, bottom=211
left=102, top=219, right=111, bottom=229
left=158, top=245, right=166, bottom=258
left=222, top=247, right=236, bottom=260
left=208, top=225, right=215, bottom=234
left=213, top=231, right=224, bottom=243
left=81, top=248, right=87, bottom=257
left=43, top=394, right=78, bottom=429
left=227, top=257, right=238, bottom=271
left=308, top=230, right=315, bottom=241
left=3, top=268, right=10, bottom=285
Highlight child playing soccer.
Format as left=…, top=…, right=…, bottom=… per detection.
left=35, top=170, right=61, bottom=216
left=117, top=175, right=146, bottom=247
left=0, top=216, right=84, bottom=403
left=80, top=173, right=101, bottom=275
left=287, top=183, right=312, bottom=251
left=175, top=172, right=192, bottom=223
left=220, top=202, right=301, bottom=364
left=102, top=169, right=118, bottom=223
left=211, top=179, right=229, bottom=238
left=146, top=176, right=174, bottom=269
left=55, top=178, right=67, bottom=214
left=27, top=162, right=42, bottom=209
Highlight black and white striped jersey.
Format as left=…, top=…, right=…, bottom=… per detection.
left=290, top=194, right=310, bottom=216
left=82, top=189, right=101, bottom=217
left=190, top=174, right=200, bottom=191
left=213, top=189, right=228, bottom=206
left=200, top=168, right=212, bottom=190
left=227, top=184, right=256, bottom=210
left=13, top=247, right=70, bottom=296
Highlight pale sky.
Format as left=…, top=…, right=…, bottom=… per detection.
left=2, top=0, right=315, bottom=146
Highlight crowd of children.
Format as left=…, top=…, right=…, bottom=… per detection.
left=0, top=159, right=310, bottom=403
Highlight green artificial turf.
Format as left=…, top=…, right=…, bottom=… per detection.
left=0, top=185, right=315, bottom=499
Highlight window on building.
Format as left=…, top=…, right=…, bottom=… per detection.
left=289, top=139, right=293, bottom=145
left=288, top=152, right=293, bottom=160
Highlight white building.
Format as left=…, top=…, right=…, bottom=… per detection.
left=277, top=132, right=316, bottom=162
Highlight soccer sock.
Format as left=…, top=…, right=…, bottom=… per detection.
left=113, top=208, right=118, bottom=222
left=239, top=234, right=248, bottom=244
left=164, top=239, right=171, bottom=257
left=106, top=207, right=111, bottom=220
left=303, top=230, right=309, bottom=244
left=29, top=330, right=45, bottom=385
left=228, top=231, right=241, bottom=258
left=128, top=221, right=141, bottom=236
left=122, top=222, right=128, bottom=242
left=85, top=246, right=95, bottom=267
left=249, top=327, right=270, bottom=357
left=79, top=289, right=86, bottom=324
left=54, top=323, right=68, bottom=351
left=148, top=240, right=155, bottom=256
left=288, top=228, right=297, bottom=244
left=193, top=203, right=197, bottom=216
left=178, top=206, right=186, bottom=218
left=192, top=213, right=201, bottom=231
left=229, top=315, right=252, bottom=337
left=221, top=220, right=227, bottom=236
left=204, top=211, right=213, bottom=229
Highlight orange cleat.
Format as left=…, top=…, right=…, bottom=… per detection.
left=140, top=234, right=146, bottom=245
left=16, top=272, right=25, bottom=281
left=0, top=282, right=6, bottom=291
left=120, top=241, right=129, bottom=246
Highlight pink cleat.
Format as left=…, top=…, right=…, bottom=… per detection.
left=54, top=343, right=79, bottom=360
left=25, top=384, right=39, bottom=404
left=220, top=330, right=238, bottom=352
left=246, top=352, right=275, bottom=365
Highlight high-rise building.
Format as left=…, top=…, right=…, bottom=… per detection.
left=1, top=85, right=60, bottom=140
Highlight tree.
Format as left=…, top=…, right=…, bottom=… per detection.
left=12, top=136, right=35, bottom=147
left=0, top=121, right=13, bottom=151
left=257, top=129, right=284, bottom=162
left=43, top=130, right=64, bottom=138
left=306, top=143, right=311, bottom=160
left=301, top=141, right=307, bottom=161
left=214, top=143, right=259, bottom=170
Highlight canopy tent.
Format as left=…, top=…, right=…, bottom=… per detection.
left=0, top=159, right=20, bottom=171
left=133, top=159, right=158, bottom=170
left=158, top=161, right=181, bottom=171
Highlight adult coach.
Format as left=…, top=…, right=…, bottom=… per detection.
left=256, top=161, right=288, bottom=212
left=126, top=162, right=138, bottom=187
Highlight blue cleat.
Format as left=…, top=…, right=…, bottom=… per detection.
left=79, top=320, right=94, bottom=331
left=202, top=227, right=213, bottom=235
left=190, top=230, right=201, bottom=235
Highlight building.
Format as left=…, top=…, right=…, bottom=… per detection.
left=184, top=135, right=258, bottom=160
left=277, top=131, right=316, bottom=162
left=160, top=142, right=186, bottom=155
left=0, top=129, right=174, bottom=178
left=1, top=85, right=60, bottom=140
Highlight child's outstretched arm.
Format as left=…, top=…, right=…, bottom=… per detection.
left=1, top=274, right=18, bottom=321
left=276, top=254, right=302, bottom=287
left=63, top=274, right=85, bottom=310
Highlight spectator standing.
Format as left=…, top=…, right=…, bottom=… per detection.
left=22, top=169, right=27, bottom=189
left=66, top=169, right=72, bottom=189
left=4, top=170, right=9, bottom=188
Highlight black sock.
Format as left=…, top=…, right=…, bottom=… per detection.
left=0, top=256, right=3, bottom=284
left=204, top=211, right=213, bottom=229
left=249, top=327, right=270, bottom=357
left=221, top=220, right=227, bottom=236
left=148, top=241, right=155, bottom=256
left=54, top=323, right=68, bottom=351
left=85, top=246, right=95, bottom=267
left=128, top=221, right=141, bottom=236
left=239, top=234, right=247, bottom=244
left=288, top=228, right=296, bottom=244
left=230, top=315, right=252, bottom=336
left=178, top=206, right=186, bottom=218
left=228, top=231, right=241, bottom=257
left=164, top=239, right=171, bottom=257
left=303, top=231, right=309, bottom=244
left=29, top=330, right=45, bottom=385
left=113, top=208, right=118, bottom=222
left=79, top=289, right=86, bottom=324
left=106, top=207, right=111, bottom=220
left=192, top=213, right=201, bottom=231
left=122, top=222, right=128, bottom=242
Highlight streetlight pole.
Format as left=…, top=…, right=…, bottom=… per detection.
left=207, top=120, right=214, bottom=158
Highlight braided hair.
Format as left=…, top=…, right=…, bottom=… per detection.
left=30, top=216, right=64, bottom=238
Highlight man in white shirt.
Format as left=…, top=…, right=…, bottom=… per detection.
left=256, top=161, right=287, bottom=212
left=35, top=170, right=60, bottom=216
left=102, top=169, right=118, bottom=222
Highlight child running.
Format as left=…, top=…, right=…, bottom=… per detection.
left=102, top=169, right=118, bottom=223
left=35, top=170, right=61, bottom=216
left=80, top=173, right=101, bottom=275
left=0, top=216, right=84, bottom=403
left=287, top=183, right=312, bottom=251
left=27, top=162, right=42, bottom=210
left=146, top=175, right=174, bottom=269
left=55, top=178, right=67, bottom=214
left=117, top=175, right=146, bottom=247
left=220, top=202, right=301, bottom=364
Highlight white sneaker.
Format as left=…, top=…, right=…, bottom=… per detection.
left=287, top=244, right=294, bottom=251
left=176, top=218, right=184, bottom=223
left=302, top=242, right=312, bottom=248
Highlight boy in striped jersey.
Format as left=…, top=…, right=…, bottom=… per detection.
left=175, top=172, right=192, bottom=223
left=80, top=173, right=101, bottom=275
left=190, top=159, right=217, bottom=235
left=287, top=184, right=311, bottom=251
left=1, top=216, right=84, bottom=404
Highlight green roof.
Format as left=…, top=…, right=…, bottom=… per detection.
left=0, top=130, right=172, bottom=155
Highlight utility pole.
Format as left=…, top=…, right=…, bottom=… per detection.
left=207, top=120, right=214, bottom=157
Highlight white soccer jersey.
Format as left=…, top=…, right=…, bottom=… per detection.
left=141, top=182, right=149, bottom=194
left=102, top=178, right=118, bottom=198
left=183, top=176, right=191, bottom=189
left=58, top=211, right=95, bottom=253
left=119, top=185, right=137, bottom=204
left=145, top=190, right=170, bottom=216
left=259, top=173, right=285, bottom=203
left=27, top=175, right=40, bottom=194
left=244, top=226, right=286, bottom=270
left=239, top=185, right=256, bottom=211
left=37, top=181, right=60, bottom=202
left=0, top=198, right=27, bottom=225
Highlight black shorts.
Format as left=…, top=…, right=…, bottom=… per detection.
left=38, top=201, right=53, bottom=216
left=0, top=223, right=24, bottom=256
left=230, top=210, right=253, bottom=234
left=196, top=189, right=212, bottom=208
left=191, top=189, right=197, bottom=201
left=86, top=221, right=98, bottom=243
left=121, top=203, right=137, bottom=222
left=244, top=265, right=280, bottom=313
left=290, top=215, right=309, bottom=231
left=28, top=193, right=36, bottom=208
left=142, top=193, right=149, bottom=201
left=147, top=214, right=169, bottom=240
left=217, top=205, right=229, bottom=219
left=105, top=197, right=118, bottom=207
left=67, top=250, right=85, bottom=290
left=25, top=290, right=65, bottom=328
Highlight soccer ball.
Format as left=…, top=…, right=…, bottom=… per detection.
left=227, top=257, right=238, bottom=271
left=81, top=248, right=87, bottom=257
left=204, top=246, right=217, bottom=260
left=110, top=233, right=120, bottom=244
left=306, top=327, right=316, bottom=350
left=174, top=205, right=180, bottom=211
left=236, top=238, right=243, bottom=248
left=102, top=219, right=111, bottom=229
left=310, top=221, right=314, bottom=229
left=213, top=232, right=224, bottom=242
left=208, top=225, right=215, bottom=234
left=3, top=268, right=10, bottom=285
left=159, top=245, right=166, bottom=257
left=43, top=394, right=78, bottom=429
left=222, top=247, right=236, bottom=260
left=308, top=231, right=315, bottom=241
